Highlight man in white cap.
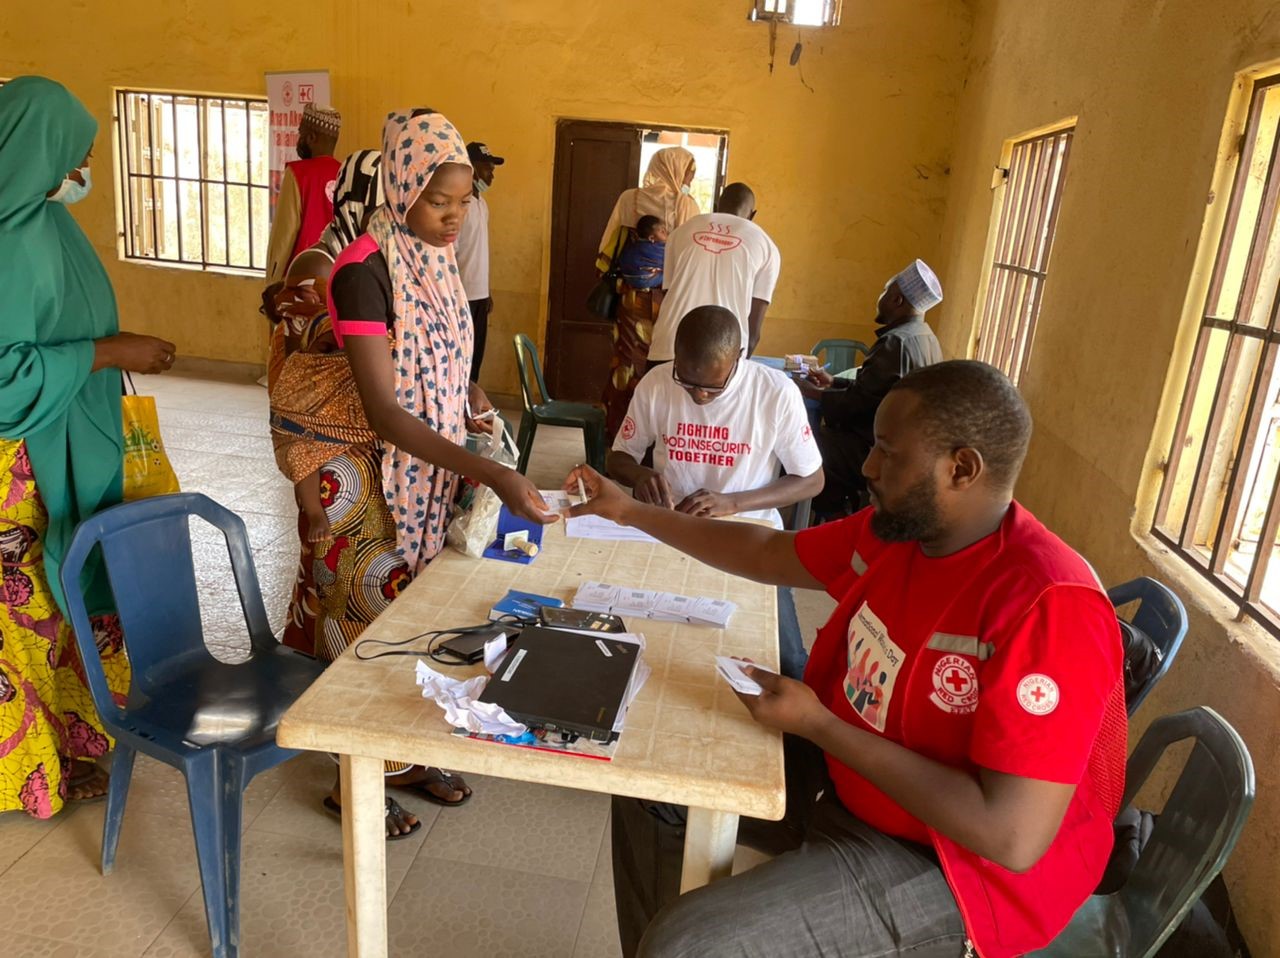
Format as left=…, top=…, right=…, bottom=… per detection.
left=799, top=259, right=944, bottom=517
left=265, top=102, right=342, bottom=285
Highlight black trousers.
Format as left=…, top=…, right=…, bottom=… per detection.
left=813, top=424, right=871, bottom=515
left=469, top=296, right=492, bottom=382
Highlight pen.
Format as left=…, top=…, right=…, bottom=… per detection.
left=577, top=475, right=588, bottom=505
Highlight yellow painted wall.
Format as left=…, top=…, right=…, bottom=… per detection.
left=1, top=0, right=970, bottom=397
left=934, top=2, right=1280, bottom=952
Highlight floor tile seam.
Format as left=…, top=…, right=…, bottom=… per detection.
left=387, top=851, right=594, bottom=908
left=403, top=841, right=602, bottom=886
left=0, top=805, right=81, bottom=878
left=138, top=884, right=207, bottom=958
left=412, top=805, right=609, bottom=884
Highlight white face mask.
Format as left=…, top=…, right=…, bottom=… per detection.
left=50, top=167, right=92, bottom=205
left=474, top=178, right=491, bottom=194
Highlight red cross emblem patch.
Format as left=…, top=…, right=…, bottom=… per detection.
left=930, top=654, right=979, bottom=715
left=1017, top=674, right=1060, bottom=715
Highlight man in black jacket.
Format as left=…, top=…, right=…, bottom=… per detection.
left=799, top=259, right=944, bottom=516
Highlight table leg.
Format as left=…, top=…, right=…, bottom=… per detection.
left=679, top=807, right=740, bottom=893
left=340, top=754, right=387, bottom=958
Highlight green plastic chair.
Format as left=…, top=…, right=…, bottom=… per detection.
left=512, top=333, right=607, bottom=475
left=811, top=338, right=870, bottom=373
left=1031, top=706, right=1254, bottom=958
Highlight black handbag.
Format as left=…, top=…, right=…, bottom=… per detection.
left=586, top=271, right=620, bottom=319
left=586, top=228, right=627, bottom=319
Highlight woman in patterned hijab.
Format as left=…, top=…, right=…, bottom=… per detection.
left=302, top=110, right=554, bottom=829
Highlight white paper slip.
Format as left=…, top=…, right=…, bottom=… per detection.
left=690, top=596, right=737, bottom=627
left=613, top=588, right=660, bottom=615
left=652, top=592, right=697, bottom=622
left=573, top=580, right=620, bottom=612
left=715, top=656, right=769, bottom=696
left=540, top=490, right=574, bottom=512
left=565, top=513, right=659, bottom=543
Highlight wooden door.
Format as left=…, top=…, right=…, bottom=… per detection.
left=546, top=121, right=641, bottom=402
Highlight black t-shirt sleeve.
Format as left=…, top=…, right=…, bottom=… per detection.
left=330, top=252, right=394, bottom=336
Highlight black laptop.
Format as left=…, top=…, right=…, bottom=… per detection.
left=478, top=626, right=641, bottom=742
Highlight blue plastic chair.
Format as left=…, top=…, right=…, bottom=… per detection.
left=810, top=338, right=870, bottom=374
left=1107, top=577, right=1187, bottom=716
left=59, top=493, right=324, bottom=958
left=1032, top=706, right=1254, bottom=957
left=513, top=333, right=607, bottom=474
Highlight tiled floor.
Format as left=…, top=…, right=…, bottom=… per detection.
left=0, top=371, right=832, bottom=957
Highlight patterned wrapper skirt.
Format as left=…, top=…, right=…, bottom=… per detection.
left=0, top=439, right=128, bottom=818
left=601, top=284, right=664, bottom=442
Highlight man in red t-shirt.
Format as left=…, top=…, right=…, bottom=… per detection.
left=565, top=360, right=1126, bottom=958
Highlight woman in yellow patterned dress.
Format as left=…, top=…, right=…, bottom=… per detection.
left=0, top=77, right=177, bottom=817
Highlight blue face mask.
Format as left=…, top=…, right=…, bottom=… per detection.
left=49, top=167, right=92, bottom=204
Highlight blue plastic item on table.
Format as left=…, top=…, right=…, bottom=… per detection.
left=483, top=505, right=546, bottom=564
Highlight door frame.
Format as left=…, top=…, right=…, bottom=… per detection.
left=544, top=117, right=730, bottom=399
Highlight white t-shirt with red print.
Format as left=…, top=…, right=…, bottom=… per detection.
left=649, top=212, right=782, bottom=362
left=613, top=361, right=822, bottom=528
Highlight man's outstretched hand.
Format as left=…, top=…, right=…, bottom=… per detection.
left=562, top=464, right=637, bottom=523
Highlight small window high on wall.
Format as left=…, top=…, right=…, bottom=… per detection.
left=750, top=0, right=841, bottom=27
left=1154, top=76, right=1280, bottom=635
left=113, top=89, right=270, bottom=274
left=973, top=126, right=1075, bottom=385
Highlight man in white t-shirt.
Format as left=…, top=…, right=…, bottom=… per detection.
left=647, top=183, right=781, bottom=366
left=455, top=141, right=504, bottom=381
left=611, top=305, right=823, bottom=678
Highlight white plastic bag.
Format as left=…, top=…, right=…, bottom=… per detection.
left=447, top=415, right=519, bottom=558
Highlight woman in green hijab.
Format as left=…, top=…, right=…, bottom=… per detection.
left=0, top=76, right=178, bottom=817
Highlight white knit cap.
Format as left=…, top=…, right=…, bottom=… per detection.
left=892, top=259, right=943, bottom=312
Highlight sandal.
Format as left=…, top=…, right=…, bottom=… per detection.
left=67, top=762, right=109, bottom=803
left=322, top=795, right=422, bottom=841
left=395, top=767, right=472, bottom=807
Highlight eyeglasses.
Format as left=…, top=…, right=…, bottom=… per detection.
left=672, top=352, right=742, bottom=396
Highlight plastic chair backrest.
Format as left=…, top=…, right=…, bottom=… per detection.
left=59, top=493, right=276, bottom=725
left=1117, top=707, right=1254, bottom=956
left=513, top=333, right=552, bottom=410
left=811, top=338, right=870, bottom=371
left=1107, top=577, right=1188, bottom=715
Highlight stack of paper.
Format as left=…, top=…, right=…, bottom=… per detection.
left=539, top=490, right=659, bottom=544
left=572, top=581, right=736, bottom=627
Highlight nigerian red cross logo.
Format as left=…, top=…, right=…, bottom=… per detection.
left=1017, top=673, right=1060, bottom=716
left=930, top=654, right=978, bottom=715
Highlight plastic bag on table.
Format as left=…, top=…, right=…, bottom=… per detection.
left=447, top=415, right=519, bottom=558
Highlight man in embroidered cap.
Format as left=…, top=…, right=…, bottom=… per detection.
left=799, top=258, right=944, bottom=517
left=264, top=102, right=343, bottom=285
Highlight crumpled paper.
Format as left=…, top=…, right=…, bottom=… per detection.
left=415, top=660, right=528, bottom=736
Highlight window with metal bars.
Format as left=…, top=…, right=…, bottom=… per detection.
left=1154, top=76, right=1280, bottom=637
left=974, top=127, right=1074, bottom=386
left=113, top=89, right=270, bottom=274
left=750, top=0, right=841, bottom=27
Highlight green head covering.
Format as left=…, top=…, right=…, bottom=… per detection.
left=0, top=76, right=123, bottom=614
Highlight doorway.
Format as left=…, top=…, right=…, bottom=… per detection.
left=545, top=121, right=729, bottom=402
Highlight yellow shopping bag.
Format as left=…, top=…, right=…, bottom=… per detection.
left=122, top=380, right=180, bottom=500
